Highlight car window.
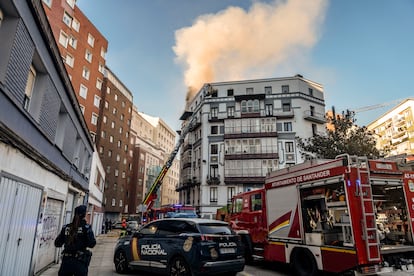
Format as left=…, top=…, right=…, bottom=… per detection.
left=140, top=221, right=160, bottom=235
left=157, top=220, right=198, bottom=235
left=198, top=223, right=232, bottom=235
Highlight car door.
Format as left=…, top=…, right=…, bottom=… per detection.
left=147, top=220, right=183, bottom=272
left=129, top=221, right=161, bottom=272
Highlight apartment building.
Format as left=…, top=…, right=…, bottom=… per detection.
left=367, top=98, right=414, bottom=157
left=139, top=112, right=179, bottom=206
left=96, top=67, right=133, bottom=221
left=177, top=75, right=326, bottom=218
left=129, top=109, right=179, bottom=215
left=42, top=0, right=108, bottom=140
left=0, top=1, right=93, bottom=273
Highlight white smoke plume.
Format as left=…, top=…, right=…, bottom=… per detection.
left=173, top=0, right=328, bottom=99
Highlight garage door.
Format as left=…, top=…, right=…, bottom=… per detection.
left=0, top=174, right=42, bottom=275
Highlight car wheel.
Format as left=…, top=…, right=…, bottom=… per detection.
left=291, top=248, right=318, bottom=276
left=169, top=256, right=192, bottom=276
left=114, top=250, right=129, bottom=274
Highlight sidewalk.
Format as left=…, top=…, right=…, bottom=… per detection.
left=39, top=230, right=121, bottom=276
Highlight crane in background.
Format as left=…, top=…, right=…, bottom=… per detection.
left=352, top=98, right=408, bottom=114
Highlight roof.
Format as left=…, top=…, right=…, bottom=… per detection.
left=138, top=112, right=159, bottom=127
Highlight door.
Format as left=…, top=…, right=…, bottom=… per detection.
left=34, top=198, right=64, bottom=273
left=0, top=174, right=42, bottom=275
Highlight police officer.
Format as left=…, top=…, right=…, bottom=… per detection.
left=55, top=205, right=96, bottom=276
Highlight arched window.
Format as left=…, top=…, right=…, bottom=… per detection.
left=241, top=100, right=247, bottom=112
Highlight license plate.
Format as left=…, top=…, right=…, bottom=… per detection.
left=219, top=248, right=236, bottom=254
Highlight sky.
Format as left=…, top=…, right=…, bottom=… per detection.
left=77, top=0, right=414, bottom=130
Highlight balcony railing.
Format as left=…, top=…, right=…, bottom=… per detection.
left=303, top=110, right=326, bottom=123
left=206, top=175, right=220, bottom=185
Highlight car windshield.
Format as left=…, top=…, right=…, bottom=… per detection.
left=198, top=223, right=232, bottom=235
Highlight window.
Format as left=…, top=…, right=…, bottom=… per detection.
left=87, top=33, right=95, bottom=47
left=66, top=0, right=75, bottom=9
left=251, top=193, right=262, bottom=211
left=79, top=84, right=87, bottom=99
left=94, top=95, right=101, bottom=107
left=96, top=78, right=103, bottom=90
left=210, top=187, right=218, bottom=203
left=68, top=36, right=77, bottom=49
left=112, top=198, right=116, bottom=207
left=265, top=86, right=272, bottom=94
left=265, top=104, right=273, bottom=116
left=310, top=105, right=315, bottom=116
left=241, top=100, right=259, bottom=113
left=24, top=65, right=36, bottom=110
left=82, top=67, right=90, bottom=80
left=111, top=121, right=115, bottom=129
left=211, top=126, right=218, bottom=135
left=42, top=0, right=52, bottom=8
left=99, top=146, right=104, bottom=154
left=286, top=142, right=294, bottom=153
left=108, top=150, right=112, bottom=157
left=312, top=124, right=317, bottom=136
left=65, top=54, right=74, bottom=67
left=210, top=165, right=218, bottom=177
left=211, top=144, right=218, bottom=154
left=63, top=11, right=72, bottom=27
left=101, top=47, right=106, bottom=58
left=85, top=49, right=92, bottom=63
left=211, top=107, right=218, bottom=118
left=101, top=131, right=106, bottom=138
left=284, top=122, right=292, bottom=132
left=91, top=113, right=98, bottom=125
left=98, top=62, right=104, bottom=74
left=79, top=105, right=85, bottom=114
left=246, top=87, right=254, bottom=94
left=104, top=101, right=109, bottom=109
left=309, top=88, right=313, bottom=96
left=72, top=18, right=80, bottom=32
left=282, top=103, right=291, bottom=112
left=227, top=106, right=234, bottom=117
left=58, top=31, right=68, bottom=47
left=227, top=89, right=234, bottom=96
left=282, top=85, right=289, bottom=93
left=109, top=136, right=114, bottom=143
left=114, top=94, right=118, bottom=101
left=228, top=187, right=236, bottom=202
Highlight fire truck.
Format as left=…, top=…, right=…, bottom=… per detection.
left=229, top=155, right=414, bottom=275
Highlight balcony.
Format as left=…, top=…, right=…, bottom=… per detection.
left=303, top=110, right=326, bottom=124
left=176, top=177, right=200, bottom=191
left=208, top=114, right=225, bottom=122
left=206, top=175, right=220, bottom=185
left=274, top=109, right=294, bottom=119
left=225, top=152, right=278, bottom=160
left=224, top=176, right=265, bottom=185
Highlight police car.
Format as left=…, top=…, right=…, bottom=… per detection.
left=113, top=218, right=245, bottom=275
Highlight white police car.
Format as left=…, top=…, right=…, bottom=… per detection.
left=113, top=218, right=245, bottom=275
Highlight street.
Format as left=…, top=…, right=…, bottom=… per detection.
left=39, top=230, right=291, bottom=276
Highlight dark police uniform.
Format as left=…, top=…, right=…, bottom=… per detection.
left=55, top=206, right=96, bottom=276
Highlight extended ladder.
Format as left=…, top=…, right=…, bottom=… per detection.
left=355, top=156, right=381, bottom=262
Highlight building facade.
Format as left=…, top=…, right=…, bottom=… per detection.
left=0, top=0, right=93, bottom=274
left=96, top=67, right=133, bottom=221
left=367, top=98, right=414, bottom=157
left=129, top=109, right=179, bottom=215
left=177, top=75, right=326, bottom=218
left=42, top=0, right=108, bottom=140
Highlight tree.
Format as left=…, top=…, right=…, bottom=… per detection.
left=296, top=108, right=381, bottom=159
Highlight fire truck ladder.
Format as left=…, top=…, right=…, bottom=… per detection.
left=355, top=156, right=381, bottom=262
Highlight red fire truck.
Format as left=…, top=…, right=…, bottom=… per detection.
left=229, top=155, right=414, bottom=275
